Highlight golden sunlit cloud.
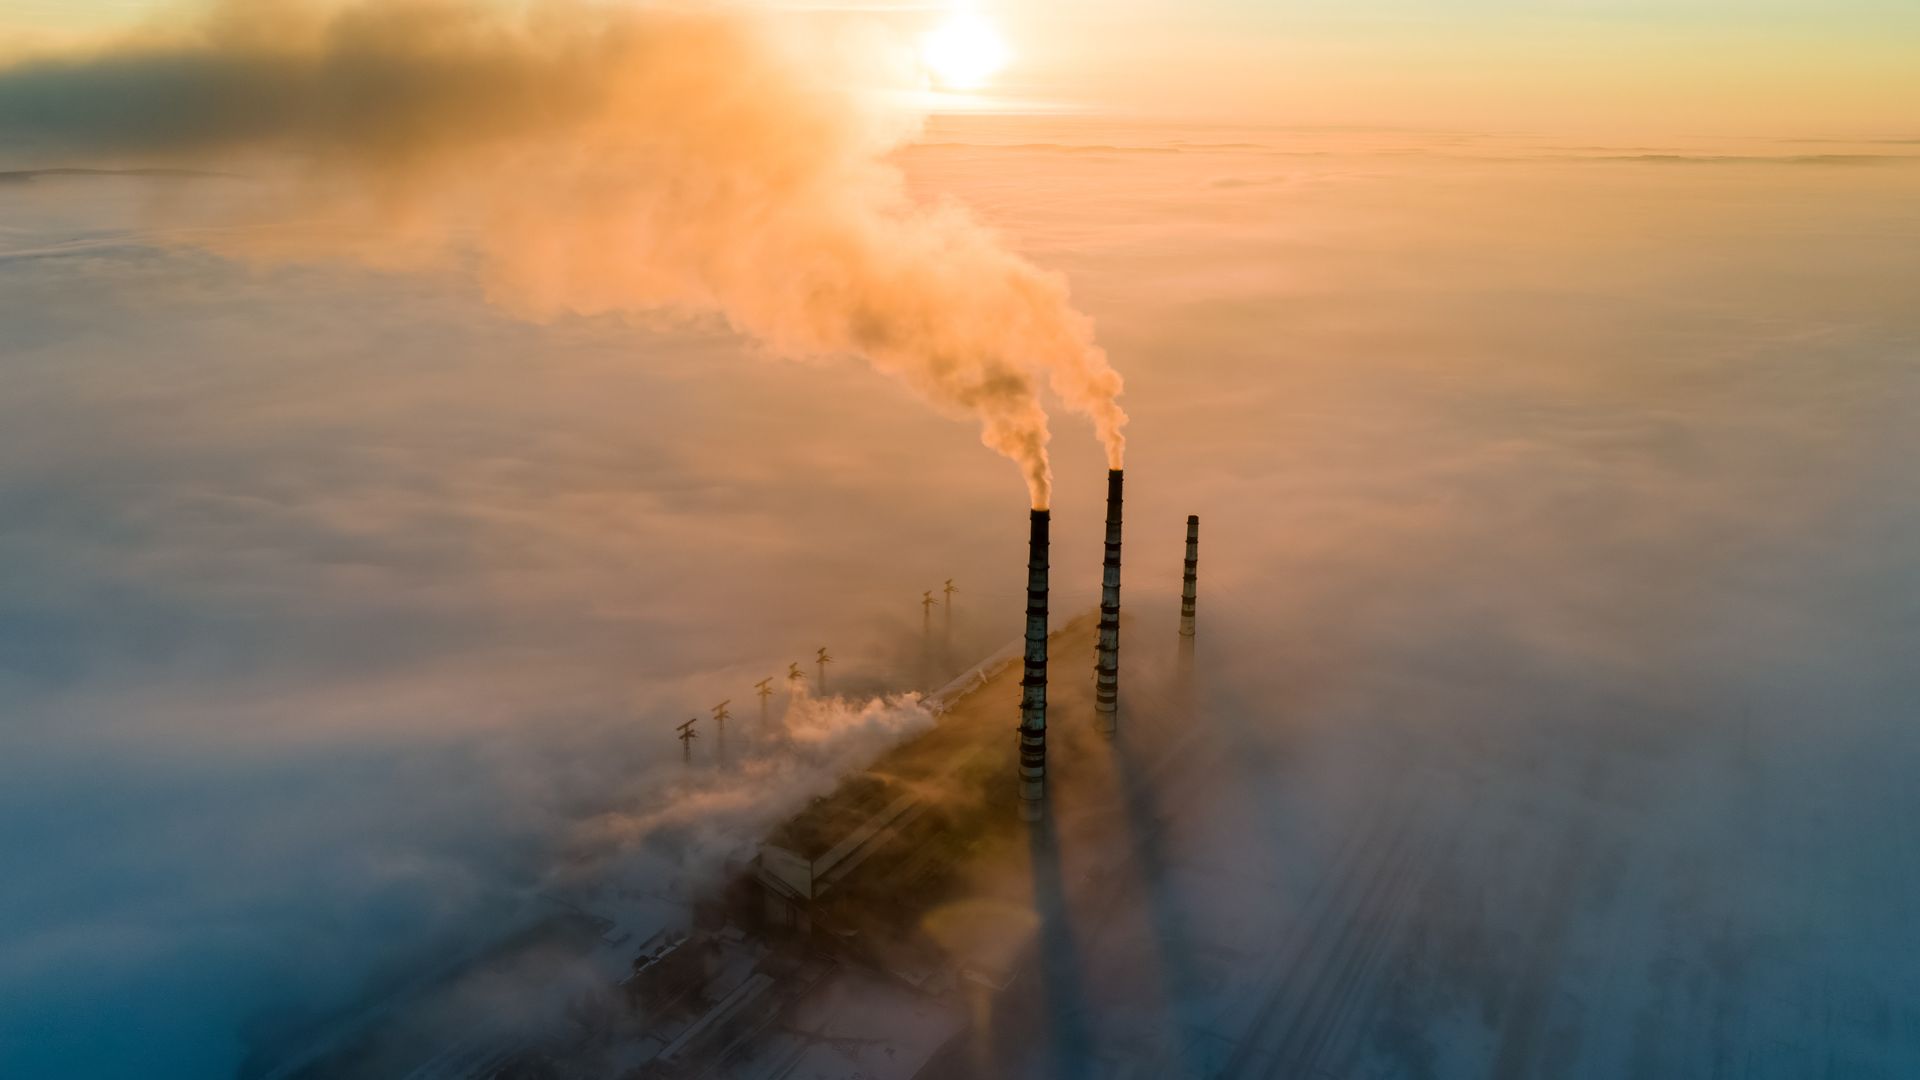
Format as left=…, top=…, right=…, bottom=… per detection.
left=919, top=11, right=1009, bottom=90
left=0, top=1, right=1125, bottom=506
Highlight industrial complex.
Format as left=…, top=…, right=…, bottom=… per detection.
left=249, top=474, right=1205, bottom=1080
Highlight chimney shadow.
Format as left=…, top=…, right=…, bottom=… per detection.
left=1024, top=800, right=1097, bottom=1079
left=1099, top=631, right=1214, bottom=1075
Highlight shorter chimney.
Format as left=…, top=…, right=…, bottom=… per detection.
left=1018, top=508, right=1050, bottom=820
left=1179, top=515, right=1199, bottom=637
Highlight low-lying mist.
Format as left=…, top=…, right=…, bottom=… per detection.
left=3, top=121, right=1919, bottom=1075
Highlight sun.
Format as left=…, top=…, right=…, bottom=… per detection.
left=919, top=12, right=1010, bottom=91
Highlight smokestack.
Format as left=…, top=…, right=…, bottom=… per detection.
left=1019, top=508, right=1050, bottom=820
left=1180, top=515, right=1199, bottom=637
left=1094, top=470, right=1124, bottom=733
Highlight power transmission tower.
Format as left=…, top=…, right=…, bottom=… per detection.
left=711, top=700, right=731, bottom=763
left=755, top=677, right=774, bottom=733
left=676, top=718, right=699, bottom=765
left=921, top=590, right=938, bottom=680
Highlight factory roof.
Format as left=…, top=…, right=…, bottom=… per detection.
left=765, top=774, right=905, bottom=861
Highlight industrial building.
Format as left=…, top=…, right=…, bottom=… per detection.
left=246, top=486, right=1210, bottom=1079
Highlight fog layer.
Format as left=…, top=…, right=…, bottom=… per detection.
left=1, top=123, right=1916, bottom=1075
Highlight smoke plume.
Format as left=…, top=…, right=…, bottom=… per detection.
left=0, top=0, right=1126, bottom=506
left=569, top=688, right=936, bottom=870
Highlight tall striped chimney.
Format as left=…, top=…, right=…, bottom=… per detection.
left=1019, top=508, right=1050, bottom=820
left=1179, top=515, right=1199, bottom=637
left=1094, top=470, right=1124, bottom=733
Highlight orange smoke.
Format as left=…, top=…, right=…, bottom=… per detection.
left=0, top=0, right=1126, bottom=506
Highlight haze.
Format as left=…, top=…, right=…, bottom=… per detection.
left=2, top=2, right=1917, bottom=1078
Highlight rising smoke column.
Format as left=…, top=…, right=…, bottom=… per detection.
left=0, top=0, right=1126, bottom=505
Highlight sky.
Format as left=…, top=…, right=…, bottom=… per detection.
left=1, top=2, right=1918, bottom=1077
left=2, top=0, right=1917, bottom=135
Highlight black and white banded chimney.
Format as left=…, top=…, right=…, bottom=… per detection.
left=1018, top=508, right=1050, bottom=820
left=1094, top=470, right=1124, bottom=734
left=1180, top=515, right=1199, bottom=637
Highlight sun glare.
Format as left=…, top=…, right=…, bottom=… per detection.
left=919, top=12, right=1010, bottom=91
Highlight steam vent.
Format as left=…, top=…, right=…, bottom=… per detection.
left=1094, top=469, right=1124, bottom=733
left=1180, top=514, right=1200, bottom=637
left=1018, top=508, right=1050, bottom=820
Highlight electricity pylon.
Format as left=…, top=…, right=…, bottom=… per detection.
left=676, top=718, right=699, bottom=765
left=755, top=677, right=774, bottom=733
left=711, top=700, right=731, bottom=763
